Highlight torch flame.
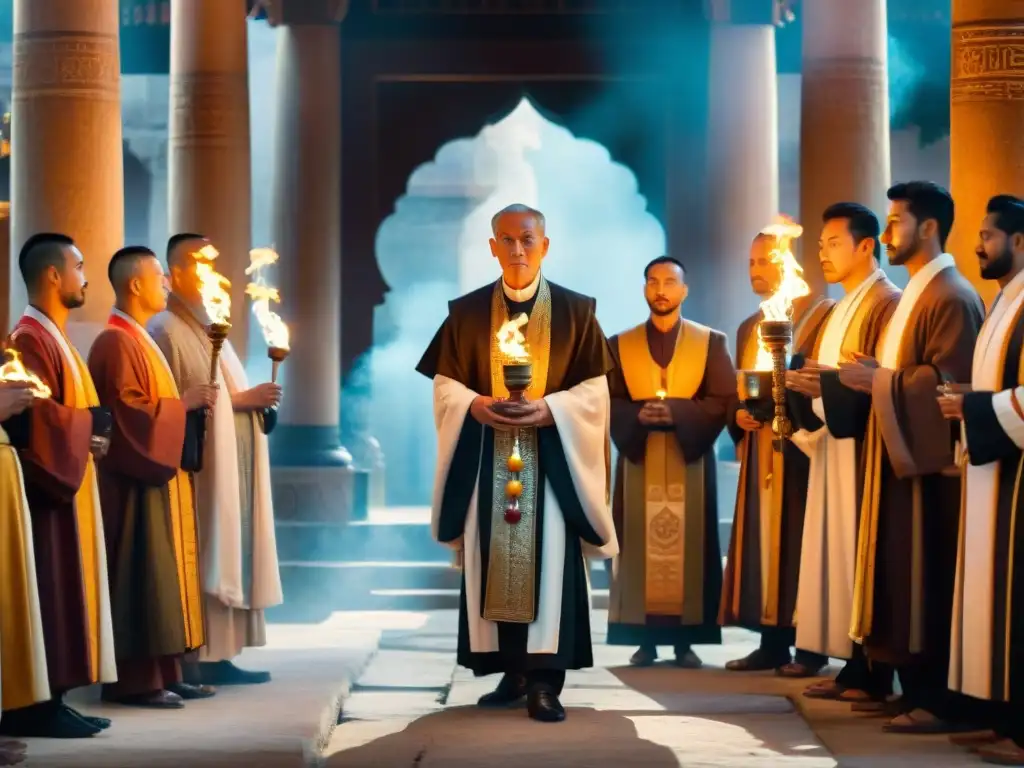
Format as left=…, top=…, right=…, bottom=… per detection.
left=496, top=313, right=530, bottom=363
left=245, top=247, right=290, bottom=350
left=753, top=215, right=811, bottom=371
left=194, top=245, right=232, bottom=327
left=0, top=348, right=51, bottom=398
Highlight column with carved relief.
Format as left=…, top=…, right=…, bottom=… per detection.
left=800, top=0, right=890, bottom=297
left=263, top=0, right=355, bottom=523
left=168, top=0, right=252, bottom=359
left=10, top=0, right=124, bottom=349
left=948, top=0, right=1024, bottom=308
left=706, top=1, right=780, bottom=343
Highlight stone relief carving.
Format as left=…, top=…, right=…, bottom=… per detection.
left=13, top=36, right=119, bottom=100
left=953, top=25, right=1024, bottom=103
left=169, top=73, right=249, bottom=147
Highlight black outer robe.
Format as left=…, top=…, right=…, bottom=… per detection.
left=416, top=279, right=614, bottom=675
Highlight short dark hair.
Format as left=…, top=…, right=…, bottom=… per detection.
left=108, top=245, right=157, bottom=291
left=822, top=202, right=881, bottom=260
left=887, top=181, right=955, bottom=250
left=643, top=255, right=686, bottom=280
left=986, top=195, right=1024, bottom=239
left=166, top=232, right=207, bottom=268
left=490, top=204, right=545, bottom=235
left=18, top=233, right=75, bottom=290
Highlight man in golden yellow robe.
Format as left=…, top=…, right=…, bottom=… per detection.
left=0, top=381, right=47, bottom=764
left=606, top=256, right=734, bottom=667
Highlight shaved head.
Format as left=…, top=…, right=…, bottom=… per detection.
left=108, top=246, right=157, bottom=294
left=166, top=232, right=208, bottom=269
left=491, top=204, right=545, bottom=236
left=19, top=232, right=75, bottom=292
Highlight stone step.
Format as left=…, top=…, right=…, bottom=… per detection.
left=275, top=518, right=448, bottom=563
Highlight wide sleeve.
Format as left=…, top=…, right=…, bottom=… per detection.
left=544, top=376, right=618, bottom=557
left=871, top=293, right=983, bottom=479
left=786, top=353, right=825, bottom=434
left=2, top=329, right=93, bottom=503
left=429, top=373, right=482, bottom=548
left=727, top=316, right=753, bottom=445
left=963, top=388, right=1024, bottom=465
left=88, top=330, right=186, bottom=487
left=819, top=371, right=872, bottom=439
left=416, top=306, right=471, bottom=385
left=562, top=297, right=615, bottom=390
left=664, top=331, right=734, bottom=462
left=607, top=335, right=647, bottom=465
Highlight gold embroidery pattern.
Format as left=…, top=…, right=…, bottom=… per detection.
left=482, top=278, right=552, bottom=623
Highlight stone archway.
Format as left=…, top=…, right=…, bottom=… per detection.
left=366, top=96, right=666, bottom=507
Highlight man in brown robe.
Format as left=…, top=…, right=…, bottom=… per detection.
left=0, top=233, right=117, bottom=739
left=607, top=256, right=734, bottom=667
left=839, top=181, right=984, bottom=733
left=938, top=195, right=1024, bottom=762
left=719, top=232, right=833, bottom=674
left=784, top=203, right=899, bottom=705
left=88, top=246, right=220, bottom=708
left=149, top=233, right=283, bottom=687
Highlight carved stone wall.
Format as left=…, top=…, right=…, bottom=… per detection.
left=949, top=1, right=1024, bottom=306
left=168, top=0, right=252, bottom=358
left=9, top=0, right=124, bottom=347
left=799, top=0, right=890, bottom=298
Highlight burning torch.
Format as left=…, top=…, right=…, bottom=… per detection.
left=194, top=244, right=232, bottom=384
left=735, top=215, right=810, bottom=445
left=245, top=247, right=291, bottom=384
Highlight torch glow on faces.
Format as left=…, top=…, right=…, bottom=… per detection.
left=245, top=247, right=290, bottom=383
left=193, top=245, right=232, bottom=384
left=0, top=348, right=51, bottom=398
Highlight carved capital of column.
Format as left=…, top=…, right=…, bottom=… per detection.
left=952, top=23, right=1024, bottom=103
left=255, top=0, right=348, bottom=26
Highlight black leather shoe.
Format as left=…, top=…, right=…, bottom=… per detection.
left=527, top=689, right=566, bottom=723
left=477, top=673, right=526, bottom=707
left=673, top=648, right=704, bottom=669
left=63, top=705, right=111, bottom=730
left=0, top=702, right=100, bottom=739
left=193, top=661, right=271, bottom=686
left=629, top=646, right=657, bottom=667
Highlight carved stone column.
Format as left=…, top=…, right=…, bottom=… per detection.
left=264, top=0, right=354, bottom=523
left=800, top=0, right=890, bottom=296
left=0, top=202, right=10, bottom=333
left=10, top=0, right=124, bottom=350
left=706, top=17, right=779, bottom=342
left=168, top=0, right=252, bottom=359
left=948, top=0, right=1024, bottom=308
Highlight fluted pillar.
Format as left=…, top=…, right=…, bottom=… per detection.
left=264, top=0, right=353, bottom=524
left=168, top=0, right=251, bottom=359
left=800, top=0, right=890, bottom=296
left=948, top=0, right=1024, bottom=308
left=10, top=0, right=124, bottom=349
left=706, top=15, right=779, bottom=342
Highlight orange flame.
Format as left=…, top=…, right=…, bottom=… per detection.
left=245, top=248, right=290, bottom=350
left=0, top=348, right=51, bottom=398
left=194, top=245, right=232, bottom=327
left=753, top=215, right=811, bottom=371
left=496, top=314, right=530, bottom=363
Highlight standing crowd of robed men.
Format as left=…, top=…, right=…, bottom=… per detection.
left=425, top=187, right=1024, bottom=766
left=0, top=233, right=283, bottom=763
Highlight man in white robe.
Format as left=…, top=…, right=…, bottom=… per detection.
left=149, top=233, right=283, bottom=686
left=785, top=203, right=900, bottom=706
left=418, top=204, right=617, bottom=723
left=940, top=195, right=1024, bottom=762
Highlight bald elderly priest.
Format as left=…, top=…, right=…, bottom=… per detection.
left=89, top=246, right=218, bottom=709
left=606, top=256, right=733, bottom=667
left=418, top=203, right=618, bottom=723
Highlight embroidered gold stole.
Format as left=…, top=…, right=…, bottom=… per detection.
left=482, top=278, right=552, bottom=623
left=618, top=320, right=710, bottom=620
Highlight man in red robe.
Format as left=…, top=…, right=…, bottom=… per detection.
left=88, top=246, right=219, bottom=709
left=0, top=233, right=117, bottom=739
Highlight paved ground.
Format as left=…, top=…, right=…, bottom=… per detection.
left=327, top=610, right=981, bottom=768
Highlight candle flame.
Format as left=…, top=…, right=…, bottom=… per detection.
left=655, top=389, right=667, bottom=400
left=194, top=245, right=232, bottom=327
left=0, top=348, right=51, bottom=398
left=496, top=313, right=530, bottom=362
left=245, top=247, right=290, bottom=350
left=753, top=215, right=810, bottom=371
